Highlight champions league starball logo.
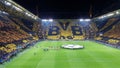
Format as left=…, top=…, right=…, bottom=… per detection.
left=61, top=44, right=84, bottom=49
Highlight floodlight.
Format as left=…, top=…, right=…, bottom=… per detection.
left=5, top=1, right=11, bottom=6
left=80, top=19, right=84, bottom=21
left=99, top=33, right=103, bottom=36
left=116, top=11, right=119, bottom=14
left=49, top=19, right=53, bottom=22
left=42, top=19, right=48, bottom=22
left=106, top=13, right=114, bottom=17
left=84, top=19, right=91, bottom=21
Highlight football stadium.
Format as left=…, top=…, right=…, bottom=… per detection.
left=1, top=0, right=120, bottom=68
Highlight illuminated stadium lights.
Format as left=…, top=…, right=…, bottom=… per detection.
left=84, top=19, right=91, bottom=21
left=106, top=13, right=114, bottom=17
left=15, top=7, right=23, bottom=12
left=25, top=12, right=38, bottom=20
left=4, top=1, right=11, bottom=6
left=31, top=16, right=38, bottom=20
left=48, top=19, right=53, bottom=22
left=98, top=16, right=104, bottom=19
left=34, top=16, right=38, bottom=20
left=116, top=11, right=119, bottom=14
left=2, top=11, right=8, bottom=14
left=12, top=5, right=23, bottom=12
left=2, top=0, right=39, bottom=20
left=99, top=33, right=103, bottom=36
left=79, top=19, right=91, bottom=22
left=25, top=12, right=31, bottom=17
left=4, top=1, right=22, bottom=12
left=98, top=15, right=112, bottom=19
left=42, top=19, right=53, bottom=22
left=79, top=19, right=84, bottom=21
left=98, top=12, right=115, bottom=19
left=42, top=19, right=48, bottom=22
left=7, top=0, right=12, bottom=1
left=0, top=11, right=9, bottom=15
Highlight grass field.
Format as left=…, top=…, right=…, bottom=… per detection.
left=1, top=40, right=120, bottom=68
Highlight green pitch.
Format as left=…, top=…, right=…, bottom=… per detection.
left=1, top=40, right=120, bottom=68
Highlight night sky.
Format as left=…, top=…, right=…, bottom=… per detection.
left=13, top=0, right=120, bottom=19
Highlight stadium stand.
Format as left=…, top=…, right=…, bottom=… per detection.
left=1, top=0, right=120, bottom=64
left=0, top=10, right=40, bottom=63
left=0, top=14, right=31, bottom=43
left=93, top=12, right=120, bottom=47
left=103, top=22, right=120, bottom=39
left=42, top=19, right=86, bottom=40
left=0, top=0, right=53, bottom=63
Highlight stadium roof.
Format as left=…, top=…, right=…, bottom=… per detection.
left=0, top=0, right=39, bottom=21
left=13, top=0, right=120, bottom=19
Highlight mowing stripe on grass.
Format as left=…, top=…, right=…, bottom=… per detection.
left=1, top=41, right=120, bottom=68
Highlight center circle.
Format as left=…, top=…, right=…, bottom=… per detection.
left=61, top=44, right=84, bottom=49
